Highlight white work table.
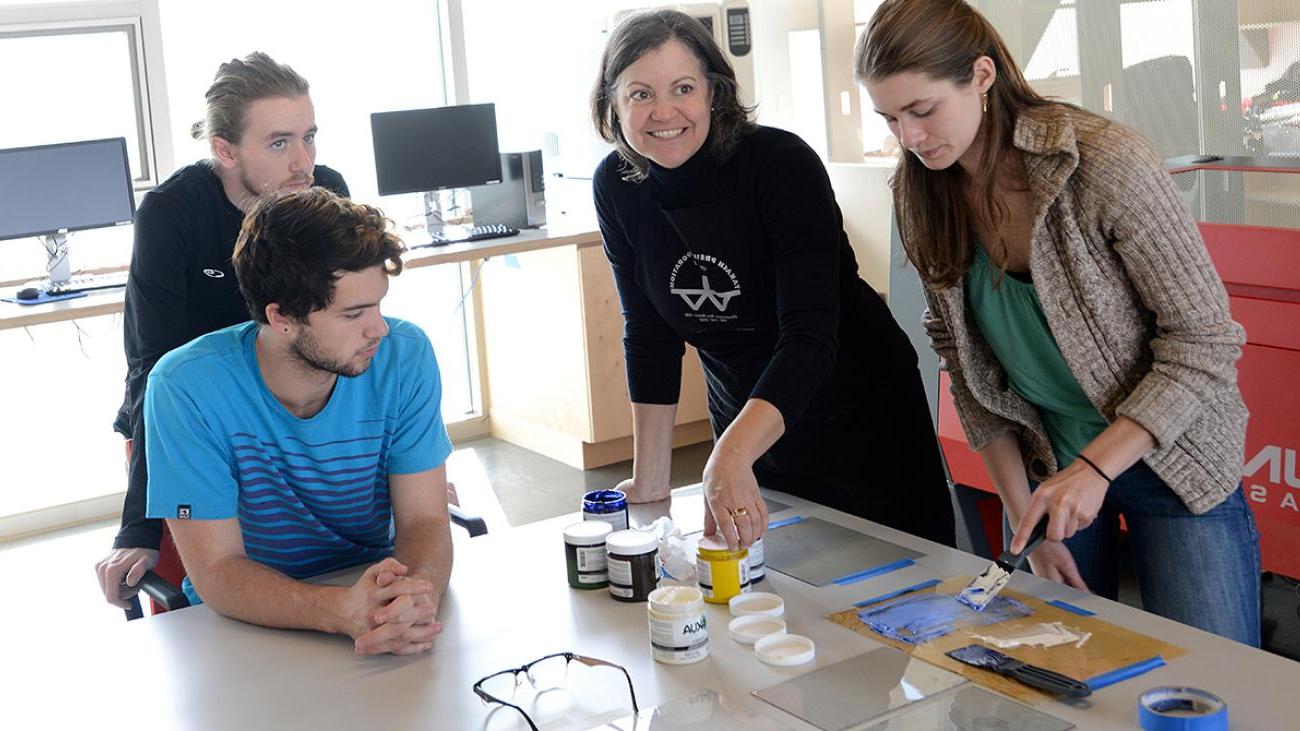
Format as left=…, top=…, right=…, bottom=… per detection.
left=14, top=486, right=1298, bottom=729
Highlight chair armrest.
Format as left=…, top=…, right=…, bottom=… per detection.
left=122, top=570, right=191, bottom=620
left=449, top=504, right=488, bottom=537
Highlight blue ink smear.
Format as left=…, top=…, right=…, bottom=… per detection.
left=858, top=593, right=1034, bottom=645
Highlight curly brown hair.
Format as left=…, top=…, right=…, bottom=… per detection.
left=591, top=9, right=755, bottom=182
left=233, top=188, right=405, bottom=324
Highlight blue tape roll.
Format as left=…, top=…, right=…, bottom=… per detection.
left=1138, top=687, right=1227, bottom=731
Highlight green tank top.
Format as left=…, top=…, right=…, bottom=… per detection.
left=965, top=245, right=1108, bottom=468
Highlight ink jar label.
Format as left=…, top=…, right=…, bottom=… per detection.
left=584, top=509, right=628, bottom=531
left=582, top=489, right=629, bottom=531
left=564, top=520, right=612, bottom=590
left=606, top=529, right=659, bottom=602
left=647, top=586, right=709, bottom=665
left=575, top=546, right=607, bottom=584
left=608, top=556, right=634, bottom=597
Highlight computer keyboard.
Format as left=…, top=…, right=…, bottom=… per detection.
left=44, top=270, right=129, bottom=295
left=424, top=223, right=520, bottom=247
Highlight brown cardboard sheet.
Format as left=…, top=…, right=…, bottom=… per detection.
left=826, top=576, right=1187, bottom=704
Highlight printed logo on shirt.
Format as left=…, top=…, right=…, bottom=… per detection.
left=202, top=268, right=225, bottom=279
left=669, top=253, right=741, bottom=323
left=176, top=505, right=192, bottom=519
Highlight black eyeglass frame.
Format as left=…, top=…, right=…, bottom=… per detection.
left=471, top=651, right=639, bottom=730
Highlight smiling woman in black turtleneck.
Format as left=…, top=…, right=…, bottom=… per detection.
left=589, top=9, right=954, bottom=551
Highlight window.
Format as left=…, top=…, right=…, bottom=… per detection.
left=0, top=1, right=466, bottom=532
left=0, top=1, right=170, bottom=281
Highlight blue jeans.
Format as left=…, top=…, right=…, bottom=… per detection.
left=1017, top=461, right=1261, bottom=647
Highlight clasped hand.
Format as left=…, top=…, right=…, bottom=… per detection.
left=342, top=557, right=442, bottom=656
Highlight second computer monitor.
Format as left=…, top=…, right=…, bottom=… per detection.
left=371, top=103, right=503, bottom=195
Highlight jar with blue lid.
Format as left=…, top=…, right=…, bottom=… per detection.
left=582, top=489, right=629, bottom=531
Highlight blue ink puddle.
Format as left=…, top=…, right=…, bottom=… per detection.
left=858, top=593, right=1034, bottom=645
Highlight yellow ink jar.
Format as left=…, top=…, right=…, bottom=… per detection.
left=696, top=535, right=751, bottom=604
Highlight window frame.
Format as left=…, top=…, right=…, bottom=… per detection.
left=0, top=0, right=173, bottom=190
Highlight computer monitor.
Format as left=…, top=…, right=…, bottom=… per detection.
left=370, top=103, right=502, bottom=236
left=0, top=137, right=135, bottom=283
left=371, top=103, right=503, bottom=195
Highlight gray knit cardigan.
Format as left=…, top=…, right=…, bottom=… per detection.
left=898, top=103, right=1247, bottom=514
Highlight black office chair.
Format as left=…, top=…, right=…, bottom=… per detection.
left=125, top=504, right=489, bottom=620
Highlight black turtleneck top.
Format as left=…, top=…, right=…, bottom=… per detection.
left=593, top=126, right=899, bottom=434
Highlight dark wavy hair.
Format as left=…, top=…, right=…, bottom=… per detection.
left=855, top=0, right=1056, bottom=289
left=591, top=9, right=755, bottom=182
left=233, top=188, right=405, bottom=324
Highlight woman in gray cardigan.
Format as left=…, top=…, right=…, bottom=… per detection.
left=856, top=0, right=1260, bottom=646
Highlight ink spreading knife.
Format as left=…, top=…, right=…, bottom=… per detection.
left=957, top=516, right=1049, bottom=611
left=947, top=644, right=1092, bottom=698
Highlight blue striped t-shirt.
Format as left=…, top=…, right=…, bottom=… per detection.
left=145, top=318, right=452, bottom=603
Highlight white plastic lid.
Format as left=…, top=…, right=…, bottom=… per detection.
left=648, top=585, right=705, bottom=613
left=728, top=614, right=786, bottom=645
left=728, top=591, right=784, bottom=617
left=563, top=520, right=613, bottom=546
left=606, top=529, right=658, bottom=555
left=697, top=534, right=750, bottom=554
left=754, top=633, right=815, bottom=666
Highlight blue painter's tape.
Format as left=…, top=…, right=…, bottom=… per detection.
left=1087, top=655, right=1166, bottom=691
left=854, top=578, right=942, bottom=608
left=1047, top=599, right=1096, bottom=616
left=832, top=558, right=916, bottom=586
left=1138, top=686, right=1228, bottom=731
left=767, top=515, right=805, bottom=530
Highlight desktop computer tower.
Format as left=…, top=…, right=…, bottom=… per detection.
left=469, top=150, right=546, bottom=229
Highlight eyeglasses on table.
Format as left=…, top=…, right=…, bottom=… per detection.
left=471, top=652, right=639, bottom=730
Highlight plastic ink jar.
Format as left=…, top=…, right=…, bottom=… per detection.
left=563, top=521, right=613, bottom=590
left=749, top=536, right=766, bottom=582
left=696, top=535, right=751, bottom=604
left=582, top=489, right=629, bottom=531
left=646, top=586, right=709, bottom=664
left=606, top=529, right=659, bottom=602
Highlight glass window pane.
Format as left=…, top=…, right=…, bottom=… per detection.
left=1240, top=1, right=1300, bottom=156
left=1023, top=7, right=1082, bottom=104
left=0, top=28, right=145, bottom=180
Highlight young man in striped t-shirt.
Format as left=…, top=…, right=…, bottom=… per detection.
left=145, top=188, right=452, bottom=656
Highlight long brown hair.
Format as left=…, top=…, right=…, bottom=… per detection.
left=855, top=0, right=1052, bottom=288
left=591, top=9, right=755, bottom=182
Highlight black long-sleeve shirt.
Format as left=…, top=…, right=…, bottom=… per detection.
left=112, top=161, right=348, bottom=549
left=594, top=126, right=899, bottom=437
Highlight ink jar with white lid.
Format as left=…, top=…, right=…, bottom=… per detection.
left=647, top=585, right=709, bottom=664
left=606, top=529, right=659, bottom=601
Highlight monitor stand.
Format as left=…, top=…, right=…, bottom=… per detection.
left=423, top=189, right=472, bottom=239
left=41, top=232, right=71, bottom=285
